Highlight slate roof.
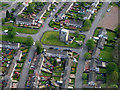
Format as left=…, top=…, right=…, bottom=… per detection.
left=92, top=47, right=100, bottom=59
left=16, top=17, right=33, bottom=23
left=97, top=37, right=105, bottom=49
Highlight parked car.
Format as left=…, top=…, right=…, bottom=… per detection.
left=55, top=48, right=59, bottom=50
left=3, top=30, right=8, bottom=33
left=54, top=27, right=58, bottom=30
left=80, top=31, right=83, bottom=33
left=16, top=32, right=19, bottom=35
left=9, top=20, right=14, bottom=23
left=33, top=42, right=35, bottom=46
left=53, top=9, right=55, bottom=12
left=49, top=47, right=54, bottom=49
left=107, top=8, right=111, bottom=12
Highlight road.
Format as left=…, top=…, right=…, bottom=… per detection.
left=17, top=2, right=65, bottom=88
left=75, top=2, right=109, bottom=88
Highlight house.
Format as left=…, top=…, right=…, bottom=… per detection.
left=65, top=19, right=83, bottom=28
left=45, top=49, right=69, bottom=59
left=61, top=57, right=72, bottom=88
left=0, top=41, right=20, bottom=50
left=97, top=37, right=105, bottom=49
left=16, top=17, right=34, bottom=25
left=98, top=28, right=108, bottom=39
left=14, top=50, right=22, bottom=61
left=92, top=47, right=100, bottom=59
left=35, top=2, right=51, bottom=20
left=56, top=2, right=73, bottom=21
left=59, top=29, right=69, bottom=42
left=13, top=4, right=26, bottom=17
left=83, top=11, right=91, bottom=20
left=23, top=0, right=32, bottom=7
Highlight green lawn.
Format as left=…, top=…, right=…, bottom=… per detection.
left=41, top=31, right=85, bottom=48
left=94, top=29, right=100, bottom=37
left=53, top=76, right=60, bottom=81
left=99, top=46, right=114, bottom=62
left=99, top=68, right=106, bottom=73
left=2, top=25, right=38, bottom=34
left=107, top=31, right=116, bottom=41
left=1, top=35, right=27, bottom=44
left=28, top=70, right=34, bottom=74
left=41, top=71, right=52, bottom=76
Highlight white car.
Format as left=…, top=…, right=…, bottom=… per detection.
left=33, top=42, right=35, bottom=46
left=53, top=9, right=55, bottom=12
left=9, top=20, right=14, bottom=23
left=107, top=8, right=111, bottom=12
left=16, top=32, right=19, bottom=35
left=4, top=30, right=8, bottom=33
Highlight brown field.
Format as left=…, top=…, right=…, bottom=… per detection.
left=98, top=6, right=120, bottom=30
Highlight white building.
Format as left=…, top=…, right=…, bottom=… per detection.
left=59, top=29, right=69, bottom=42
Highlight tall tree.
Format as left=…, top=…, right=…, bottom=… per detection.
left=26, top=36, right=33, bottom=46
left=86, top=39, right=95, bottom=50
left=84, top=52, right=91, bottom=60
left=83, top=19, right=91, bottom=31
left=35, top=41, right=43, bottom=54
left=8, top=26, right=16, bottom=38
left=106, top=62, right=118, bottom=74
left=6, top=10, right=10, bottom=18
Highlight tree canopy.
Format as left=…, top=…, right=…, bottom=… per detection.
left=83, top=19, right=91, bottom=31
left=35, top=41, right=43, bottom=54
left=106, top=62, right=118, bottom=74
left=26, top=36, right=33, bottom=46
left=8, top=26, right=16, bottom=38
left=84, top=52, right=91, bottom=60
left=6, top=10, right=10, bottom=18
left=74, top=30, right=79, bottom=37
left=86, top=39, right=95, bottom=50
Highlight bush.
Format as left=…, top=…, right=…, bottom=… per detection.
left=84, top=52, right=91, bottom=60
left=82, top=73, right=88, bottom=80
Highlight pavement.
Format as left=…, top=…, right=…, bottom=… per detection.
left=74, top=2, right=109, bottom=88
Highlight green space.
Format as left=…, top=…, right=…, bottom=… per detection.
left=1, top=35, right=27, bottom=44
left=83, top=80, right=87, bottom=84
left=53, top=76, right=60, bottom=81
left=94, top=29, right=100, bottom=37
left=99, top=46, right=114, bottom=62
left=0, top=2, right=8, bottom=7
left=41, top=31, right=85, bottom=48
left=97, top=74, right=105, bottom=81
left=53, top=72, right=61, bottom=76
left=99, top=68, right=106, bottom=73
left=28, top=70, right=34, bottom=74
left=2, top=25, right=38, bottom=34
left=82, top=73, right=88, bottom=80
left=41, top=71, right=52, bottom=76
left=107, top=31, right=116, bottom=41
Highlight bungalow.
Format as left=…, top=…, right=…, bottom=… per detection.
left=16, top=17, right=34, bottom=25
left=35, top=2, right=51, bottom=20
left=97, top=37, right=105, bottom=49
left=0, top=41, right=20, bottom=50
left=65, top=19, right=83, bottom=28
left=45, top=49, right=69, bottom=59
left=92, top=47, right=100, bottom=59
left=56, top=2, right=73, bottom=21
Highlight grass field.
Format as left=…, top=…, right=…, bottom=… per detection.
left=94, top=29, right=100, bottom=37
left=99, top=46, right=114, bottom=62
left=1, top=35, right=27, bottom=44
left=41, top=31, right=85, bottom=48
left=107, top=31, right=116, bottom=41
left=2, top=25, right=38, bottom=34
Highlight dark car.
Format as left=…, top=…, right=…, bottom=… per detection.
left=49, top=47, right=54, bottom=49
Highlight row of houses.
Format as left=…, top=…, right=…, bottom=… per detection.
left=83, top=1, right=99, bottom=20
left=0, top=41, right=20, bottom=50
left=3, top=50, right=23, bottom=89
left=83, top=28, right=108, bottom=88
left=14, top=2, right=52, bottom=26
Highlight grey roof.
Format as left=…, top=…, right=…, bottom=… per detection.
left=35, top=2, right=51, bottom=20
left=13, top=4, right=25, bottom=16
left=61, top=57, right=72, bottom=88
left=88, top=71, right=96, bottom=82
left=90, top=59, right=97, bottom=69
left=92, top=47, right=100, bottom=59
left=57, top=2, right=73, bottom=19
left=46, top=49, right=68, bottom=56
left=16, top=17, right=33, bottom=23
left=0, top=41, right=19, bottom=47
left=69, top=19, right=83, bottom=27
left=97, top=37, right=105, bottom=49
left=99, top=28, right=107, bottom=36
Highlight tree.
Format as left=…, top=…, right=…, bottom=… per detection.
left=74, top=30, right=79, bottom=37
left=106, top=62, right=118, bottom=74
left=2, top=18, right=5, bottom=24
left=86, top=39, right=95, bottom=50
left=17, top=2, right=22, bottom=7
left=27, top=3, right=35, bottom=14
left=26, top=36, right=33, bottom=46
left=84, top=52, right=91, bottom=60
left=109, top=84, right=118, bottom=88
left=6, top=10, right=10, bottom=18
left=107, top=71, right=118, bottom=85
left=11, top=8, right=15, bottom=13
left=83, top=19, right=91, bottom=31
left=53, top=60, right=57, bottom=66
left=35, top=41, right=43, bottom=54
left=8, top=26, right=16, bottom=38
